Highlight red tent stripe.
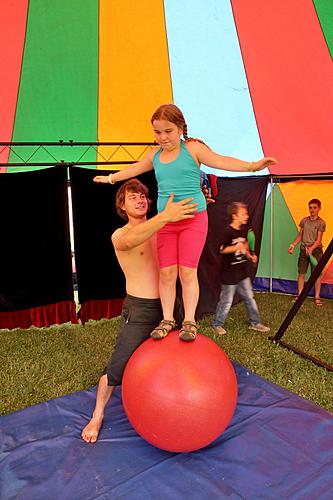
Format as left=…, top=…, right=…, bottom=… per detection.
left=231, top=0, right=333, bottom=175
left=0, top=0, right=29, bottom=172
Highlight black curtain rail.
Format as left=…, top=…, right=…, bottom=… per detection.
left=1, top=165, right=332, bottom=180
left=0, top=141, right=157, bottom=146
left=271, top=173, right=333, bottom=181
left=0, top=161, right=140, bottom=167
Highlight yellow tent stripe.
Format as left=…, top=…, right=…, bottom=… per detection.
left=98, top=0, right=173, bottom=169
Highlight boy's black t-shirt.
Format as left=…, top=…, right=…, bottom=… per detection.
left=220, top=225, right=250, bottom=285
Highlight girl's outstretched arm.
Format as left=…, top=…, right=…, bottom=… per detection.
left=93, top=149, right=156, bottom=184
left=188, top=142, right=277, bottom=172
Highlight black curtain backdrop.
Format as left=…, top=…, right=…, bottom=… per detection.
left=69, top=168, right=158, bottom=306
left=0, top=167, right=74, bottom=315
left=0, top=168, right=268, bottom=328
left=196, top=176, right=269, bottom=318
left=70, top=168, right=268, bottom=323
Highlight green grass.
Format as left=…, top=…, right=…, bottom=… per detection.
left=1, top=293, right=332, bottom=416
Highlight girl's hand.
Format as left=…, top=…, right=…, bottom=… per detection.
left=93, top=175, right=110, bottom=183
left=250, top=157, right=278, bottom=171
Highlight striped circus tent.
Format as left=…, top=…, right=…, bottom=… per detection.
left=1, top=0, right=332, bottom=173
left=1, top=0, right=333, bottom=308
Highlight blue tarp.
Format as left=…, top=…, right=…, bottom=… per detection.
left=1, top=363, right=332, bottom=499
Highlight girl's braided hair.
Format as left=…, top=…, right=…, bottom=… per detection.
left=151, top=104, right=207, bottom=146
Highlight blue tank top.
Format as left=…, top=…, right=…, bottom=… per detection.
left=153, top=141, right=206, bottom=213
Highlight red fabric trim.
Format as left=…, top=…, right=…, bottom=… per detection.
left=231, top=0, right=333, bottom=175
left=80, top=299, right=124, bottom=324
left=0, top=301, right=78, bottom=330
left=208, top=174, right=219, bottom=197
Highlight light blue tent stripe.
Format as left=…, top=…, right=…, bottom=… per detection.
left=164, top=0, right=267, bottom=177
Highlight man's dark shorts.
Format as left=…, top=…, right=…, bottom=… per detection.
left=298, top=245, right=323, bottom=275
left=103, top=294, right=162, bottom=386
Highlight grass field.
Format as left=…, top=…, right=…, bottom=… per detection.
left=1, top=293, right=332, bottom=417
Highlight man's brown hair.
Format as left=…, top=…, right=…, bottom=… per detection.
left=115, top=179, right=151, bottom=220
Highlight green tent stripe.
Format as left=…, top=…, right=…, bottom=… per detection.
left=314, top=0, right=333, bottom=58
left=272, top=185, right=299, bottom=280
left=257, top=185, right=299, bottom=280
left=8, top=0, right=98, bottom=172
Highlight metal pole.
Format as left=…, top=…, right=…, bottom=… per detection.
left=269, top=177, right=274, bottom=292
left=0, top=141, right=157, bottom=146
left=66, top=168, right=78, bottom=309
left=273, top=237, right=333, bottom=342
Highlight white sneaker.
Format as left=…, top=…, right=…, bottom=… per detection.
left=249, top=323, right=270, bottom=333
left=213, top=326, right=227, bottom=335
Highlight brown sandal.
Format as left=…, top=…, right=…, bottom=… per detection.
left=150, top=319, right=176, bottom=340
left=179, top=321, right=198, bottom=341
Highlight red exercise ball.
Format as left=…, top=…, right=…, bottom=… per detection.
left=122, top=331, right=238, bottom=453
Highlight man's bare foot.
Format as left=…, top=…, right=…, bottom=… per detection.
left=81, top=416, right=103, bottom=443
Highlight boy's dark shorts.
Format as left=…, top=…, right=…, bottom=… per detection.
left=298, top=245, right=323, bottom=275
left=102, top=294, right=162, bottom=386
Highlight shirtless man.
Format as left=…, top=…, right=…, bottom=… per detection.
left=81, top=179, right=198, bottom=443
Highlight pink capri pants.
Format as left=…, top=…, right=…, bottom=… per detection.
left=157, top=210, right=208, bottom=269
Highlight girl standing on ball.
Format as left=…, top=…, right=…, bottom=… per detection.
left=94, top=104, right=277, bottom=341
